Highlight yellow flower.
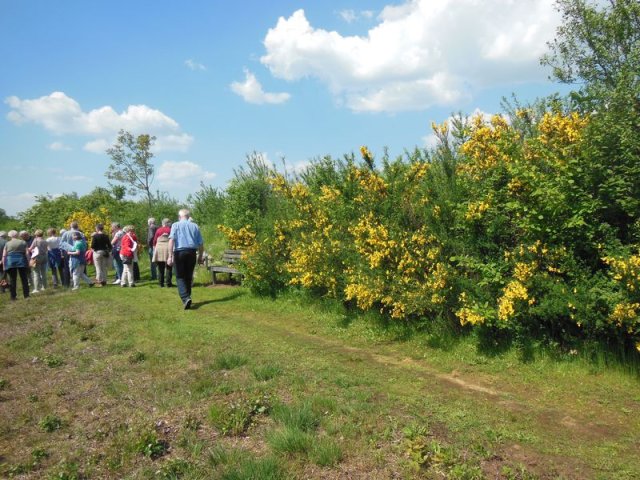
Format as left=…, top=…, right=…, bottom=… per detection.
left=497, top=281, right=528, bottom=321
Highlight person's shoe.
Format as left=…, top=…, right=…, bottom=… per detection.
left=112, top=279, right=121, bottom=285
left=130, top=284, right=136, bottom=288
left=32, top=289, right=39, bottom=294
left=72, top=287, right=79, bottom=291
left=184, top=298, right=192, bottom=310
left=101, top=281, right=107, bottom=286
left=159, top=283, right=165, bottom=288
left=89, top=282, right=95, bottom=288
left=167, top=283, right=174, bottom=288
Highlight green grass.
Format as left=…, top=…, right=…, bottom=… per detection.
left=1, top=259, right=640, bottom=478
left=267, top=427, right=314, bottom=454
left=251, top=363, right=282, bottom=381
left=271, top=401, right=320, bottom=432
left=212, top=352, right=249, bottom=370
left=309, top=437, right=343, bottom=466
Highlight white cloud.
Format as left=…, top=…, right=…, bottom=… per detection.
left=338, top=9, right=358, bottom=23
left=6, top=91, right=194, bottom=154
left=337, top=9, right=375, bottom=23
left=83, top=138, right=110, bottom=153
left=157, top=161, right=216, bottom=187
left=0, top=192, right=47, bottom=216
left=48, top=141, right=71, bottom=151
left=230, top=69, right=291, bottom=105
left=261, top=152, right=310, bottom=176
left=154, top=133, right=194, bottom=153
left=185, top=59, right=206, bottom=71
left=261, top=1, right=560, bottom=112
left=5, top=91, right=180, bottom=135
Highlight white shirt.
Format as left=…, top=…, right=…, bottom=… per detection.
left=46, top=236, right=60, bottom=249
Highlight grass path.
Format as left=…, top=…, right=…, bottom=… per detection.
left=1, top=277, right=639, bottom=479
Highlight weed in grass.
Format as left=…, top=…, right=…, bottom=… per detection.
left=28, top=393, right=39, bottom=402
left=133, top=429, right=169, bottom=459
left=309, top=437, right=343, bottom=466
left=48, top=460, right=83, bottom=480
left=209, top=401, right=253, bottom=436
left=271, top=401, right=319, bottom=432
left=32, top=447, right=50, bottom=462
left=4, top=462, right=32, bottom=476
left=267, top=427, right=314, bottom=454
left=34, top=324, right=54, bottom=340
left=213, top=352, right=249, bottom=371
left=402, top=422, right=430, bottom=440
left=221, top=456, right=285, bottom=480
left=156, top=458, right=194, bottom=479
left=0, top=378, right=8, bottom=390
left=208, top=394, right=272, bottom=436
left=43, top=354, right=64, bottom=368
left=183, top=414, right=202, bottom=431
left=4, top=448, right=54, bottom=477
left=501, top=464, right=539, bottom=480
left=128, top=351, right=147, bottom=364
left=252, top=363, right=282, bottom=381
left=403, top=435, right=483, bottom=479
left=39, top=414, right=63, bottom=432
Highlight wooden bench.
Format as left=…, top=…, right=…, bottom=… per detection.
left=207, top=249, right=243, bottom=285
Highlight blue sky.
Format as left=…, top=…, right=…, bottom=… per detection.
left=0, top=0, right=570, bottom=216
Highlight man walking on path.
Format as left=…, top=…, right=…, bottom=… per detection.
left=167, top=209, right=203, bottom=310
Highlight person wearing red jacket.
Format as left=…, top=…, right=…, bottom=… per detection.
left=119, top=225, right=138, bottom=287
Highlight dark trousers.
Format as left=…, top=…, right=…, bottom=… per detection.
left=133, top=261, right=140, bottom=281
left=148, top=248, right=157, bottom=280
left=61, top=254, right=71, bottom=287
left=174, top=250, right=197, bottom=304
left=8, top=267, right=29, bottom=300
left=157, top=262, right=173, bottom=286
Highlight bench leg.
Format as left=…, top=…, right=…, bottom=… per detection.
left=212, top=271, right=216, bottom=285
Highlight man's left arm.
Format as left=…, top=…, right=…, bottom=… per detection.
left=196, top=227, right=204, bottom=264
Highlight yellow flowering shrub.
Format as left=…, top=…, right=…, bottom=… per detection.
left=603, top=253, right=640, bottom=294
left=66, top=208, right=111, bottom=237
left=602, top=250, right=640, bottom=337
left=497, top=281, right=529, bottom=321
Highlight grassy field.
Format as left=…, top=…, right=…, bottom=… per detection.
left=1, top=264, right=639, bottom=479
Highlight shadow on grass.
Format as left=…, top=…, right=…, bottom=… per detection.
left=191, top=290, right=247, bottom=310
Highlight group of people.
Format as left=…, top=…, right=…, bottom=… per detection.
left=0, top=209, right=204, bottom=309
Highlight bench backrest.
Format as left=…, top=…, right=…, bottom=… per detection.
left=222, top=249, right=242, bottom=264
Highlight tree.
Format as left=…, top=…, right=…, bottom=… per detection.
left=542, top=0, right=640, bottom=243
left=105, top=130, right=156, bottom=209
left=541, top=0, right=640, bottom=102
